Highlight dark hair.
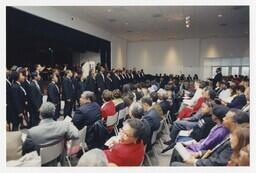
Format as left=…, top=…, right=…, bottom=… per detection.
left=31, top=71, right=38, bottom=79
left=229, top=109, right=250, bottom=124
left=141, top=97, right=153, bottom=107
left=208, top=89, right=216, bottom=100
left=150, top=92, right=158, bottom=102
left=199, top=81, right=208, bottom=89
left=238, top=85, right=245, bottom=93
left=123, top=92, right=134, bottom=107
left=212, top=105, right=229, bottom=122
left=125, top=119, right=144, bottom=141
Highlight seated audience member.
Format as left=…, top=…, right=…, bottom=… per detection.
left=181, top=80, right=204, bottom=107
left=104, top=119, right=145, bottom=166
left=228, top=124, right=249, bottom=166
left=217, top=81, right=231, bottom=101
left=181, top=105, right=230, bottom=154
left=238, top=144, right=249, bottom=166
left=169, top=108, right=250, bottom=166
left=77, top=148, right=108, bottom=166
left=141, top=97, right=161, bottom=135
left=72, top=91, right=101, bottom=130
left=223, top=109, right=250, bottom=132
left=123, top=92, right=135, bottom=107
left=150, top=91, right=164, bottom=120
left=100, top=90, right=116, bottom=120
left=162, top=100, right=214, bottom=153
left=222, top=85, right=247, bottom=109
left=128, top=102, right=151, bottom=150
left=22, top=102, right=79, bottom=157
left=177, top=88, right=216, bottom=120
left=112, top=89, right=126, bottom=112
left=157, top=89, right=172, bottom=115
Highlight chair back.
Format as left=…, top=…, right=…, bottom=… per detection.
left=151, top=120, right=164, bottom=145
left=40, top=140, right=64, bottom=165
left=106, top=112, right=119, bottom=127
left=118, top=107, right=128, bottom=123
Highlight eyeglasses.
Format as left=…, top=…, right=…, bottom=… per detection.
left=119, top=128, right=133, bottom=138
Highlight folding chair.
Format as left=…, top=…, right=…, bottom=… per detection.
left=40, top=140, right=65, bottom=166
left=66, top=126, right=87, bottom=166
left=145, top=120, right=164, bottom=166
left=114, top=107, right=128, bottom=135
left=106, top=112, right=119, bottom=134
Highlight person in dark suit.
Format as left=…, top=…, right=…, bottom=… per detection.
left=62, top=70, right=75, bottom=117
left=85, top=69, right=96, bottom=92
left=213, top=67, right=223, bottom=89
left=72, top=91, right=101, bottom=130
left=29, top=72, right=43, bottom=127
left=11, top=69, right=27, bottom=131
left=96, top=66, right=106, bottom=105
left=112, top=71, right=121, bottom=90
left=141, top=97, right=161, bottom=140
left=47, top=73, right=61, bottom=120
left=6, top=69, right=13, bottom=130
left=105, top=72, right=113, bottom=91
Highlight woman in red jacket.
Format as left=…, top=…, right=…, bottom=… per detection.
left=104, top=119, right=145, bottom=166
left=177, top=87, right=216, bottom=120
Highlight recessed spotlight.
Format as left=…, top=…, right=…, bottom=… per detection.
left=186, top=24, right=190, bottom=28
left=107, top=9, right=112, bottom=13
left=185, top=16, right=190, bottom=20
left=185, top=20, right=190, bottom=24
left=218, top=14, right=223, bottom=18
left=125, top=22, right=129, bottom=25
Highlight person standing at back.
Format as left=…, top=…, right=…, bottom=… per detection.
left=62, top=70, right=75, bottom=117
left=47, top=73, right=61, bottom=120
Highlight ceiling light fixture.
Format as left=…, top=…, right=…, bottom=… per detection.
left=107, top=9, right=112, bottom=13
left=185, top=16, right=190, bottom=20
left=186, top=24, right=190, bottom=28
left=218, top=14, right=223, bottom=18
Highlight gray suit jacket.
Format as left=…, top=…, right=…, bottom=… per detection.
left=23, top=118, right=79, bottom=154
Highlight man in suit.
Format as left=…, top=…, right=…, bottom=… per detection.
left=95, top=66, right=106, bottom=105
left=22, top=102, right=79, bottom=166
left=72, top=91, right=101, bottom=130
left=29, top=72, right=43, bottom=127
left=112, top=70, right=121, bottom=90
left=105, top=72, right=114, bottom=91
left=47, top=73, right=61, bottom=120
left=62, top=70, right=75, bottom=117
left=6, top=69, right=13, bottom=130
left=11, top=69, right=27, bottom=131
left=141, top=97, right=161, bottom=141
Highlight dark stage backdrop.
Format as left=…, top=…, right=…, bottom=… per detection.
left=6, top=7, right=111, bottom=69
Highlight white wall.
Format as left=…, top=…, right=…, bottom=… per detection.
left=127, top=37, right=249, bottom=79
left=14, top=6, right=127, bottom=69
left=127, top=39, right=201, bottom=76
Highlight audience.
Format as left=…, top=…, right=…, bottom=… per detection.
left=6, top=63, right=250, bottom=167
